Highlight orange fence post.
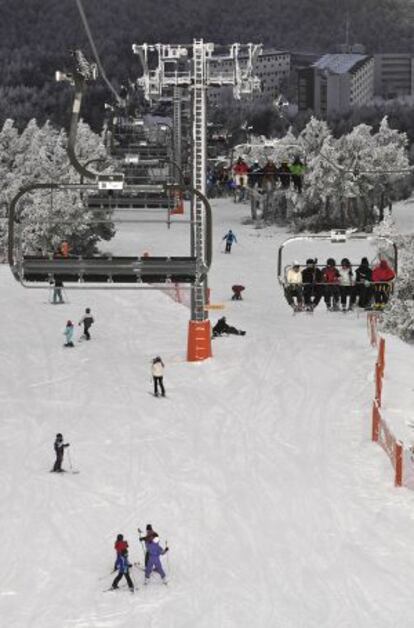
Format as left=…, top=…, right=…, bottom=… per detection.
left=378, top=337, right=385, bottom=378
left=187, top=320, right=212, bottom=361
left=395, top=442, right=403, bottom=487
left=375, top=363, right=383, bottom=407
left=367, top=313, right=378, bottom=347
left=372, top=401, right=380, bottom=442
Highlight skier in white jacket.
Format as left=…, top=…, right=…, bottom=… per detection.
left=338, top=258, right=355, bottom=311
left=151, top=357, right=165, bottom=397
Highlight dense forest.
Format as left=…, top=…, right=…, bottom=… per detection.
left=0, top=0, right=413, bottom=131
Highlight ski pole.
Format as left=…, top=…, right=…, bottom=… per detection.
left=67, top=448, right=73, bottom=472
left=137, top=528, right=146, bottom=560
left=165, top=539, right=170, bottom=574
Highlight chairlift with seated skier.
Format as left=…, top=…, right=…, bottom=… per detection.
left=277, top=233, right=397, bottom=313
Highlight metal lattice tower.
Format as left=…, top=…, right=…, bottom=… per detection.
left=133, top=38, right=262, bottom=336
left=192, top=40, right=208, bottom=320
left=173, top=86, right=182, bottom=172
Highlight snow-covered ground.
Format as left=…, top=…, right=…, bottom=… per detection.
left=2, top=197, right=414, bottom=628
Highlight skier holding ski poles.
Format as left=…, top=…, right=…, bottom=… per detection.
left=138, top=524, right=158, bottom=567
left=144, top=536, right=169, bottom=585
left=111, top=549, right=134, bottom=592
left=52, top=433, right=70, bottom=472
left=114, top=534, right=129, bottom=571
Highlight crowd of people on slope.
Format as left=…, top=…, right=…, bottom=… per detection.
left=285, top=257, right=396, bottom=312
left=110, top=526, right=169, bottom=593
left=206, top=155, right=306, bottom=200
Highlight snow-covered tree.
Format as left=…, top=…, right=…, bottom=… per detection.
left=373, top=212, right=414, bottom=343
left=1, top=118, right=114, bottom=259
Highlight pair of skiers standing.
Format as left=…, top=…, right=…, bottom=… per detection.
left=111, top=526, right=169, bottom=591
left=63, top=308, right=94, bottom=347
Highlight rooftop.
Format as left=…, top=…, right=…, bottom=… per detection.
left=313, top=53, right=369, bottom=74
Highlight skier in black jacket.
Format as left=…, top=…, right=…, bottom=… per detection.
left=355, top=257, right=372, bottom=308
left=212, top=316, right=246, bottom=337
left=78, top=308, right=94, bottom=340
left=301, top=259, right=323, bottom=310
left=52, top=433, right=70, bottom=472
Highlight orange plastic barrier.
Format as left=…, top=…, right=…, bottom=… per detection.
left=372, top=400, right=403, bottom=487
left=171, top=190, right=184, bottom=215
left=378, top=336, right=385, bottom=378
left=187, top=320, right=212, bottom=361
left=367, top=312, right=378, bottom=347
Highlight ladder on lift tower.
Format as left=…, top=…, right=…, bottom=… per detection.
left=192, top=40, right=207, bottom=321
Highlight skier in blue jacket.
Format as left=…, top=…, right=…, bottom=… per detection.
left=223, top=229, right=237, bottom=253
left=144, top=536, right=169, bottom=584
left=112, top=549, right=134, bottom=592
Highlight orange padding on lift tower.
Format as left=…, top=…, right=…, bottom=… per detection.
left=171, top=191, right=184, bottom=215
left=187, top=320, right=212, bottom=361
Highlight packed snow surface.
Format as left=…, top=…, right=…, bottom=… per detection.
left=1, top=198, right=414, bottom=628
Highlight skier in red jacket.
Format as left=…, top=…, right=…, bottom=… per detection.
left=371, top=259, right=395, bottom=308
left=322, top=258, right=340, bottom=311
left=114, top=534, right=129, bottom=571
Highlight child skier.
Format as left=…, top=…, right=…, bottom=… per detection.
left=114, top=534, right=129, bottom=571
left=223, top=229, right=237, bottom=253
left=52, top=433, right=70, bottom=472
left=139, top=524, right=159, bottom=567
left=144, top=536, right=169, bottom=585
left=63, top=321, right=74, bottom=347
left=111, top=548, right=134, bottom=592
left=151, top=357, right=165, bottom=397
left=78, top=308, right=94, bottom=340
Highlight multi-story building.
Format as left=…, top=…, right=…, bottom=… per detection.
left=298, top=53, right=374, bottom=118
left=374, top=53, right=414, bottom=99
left=208, top=48, right=290, bottom=107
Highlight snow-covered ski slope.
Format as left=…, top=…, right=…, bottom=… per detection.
left=2, top=198, right=414, bottom=628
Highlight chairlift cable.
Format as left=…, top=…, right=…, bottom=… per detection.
left=74, top=0, right=123, bottom=105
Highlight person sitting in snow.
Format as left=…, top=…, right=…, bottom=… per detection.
left=144, top=536, right=169, bottom=585
left=212, top=316, right=246, bottom=337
